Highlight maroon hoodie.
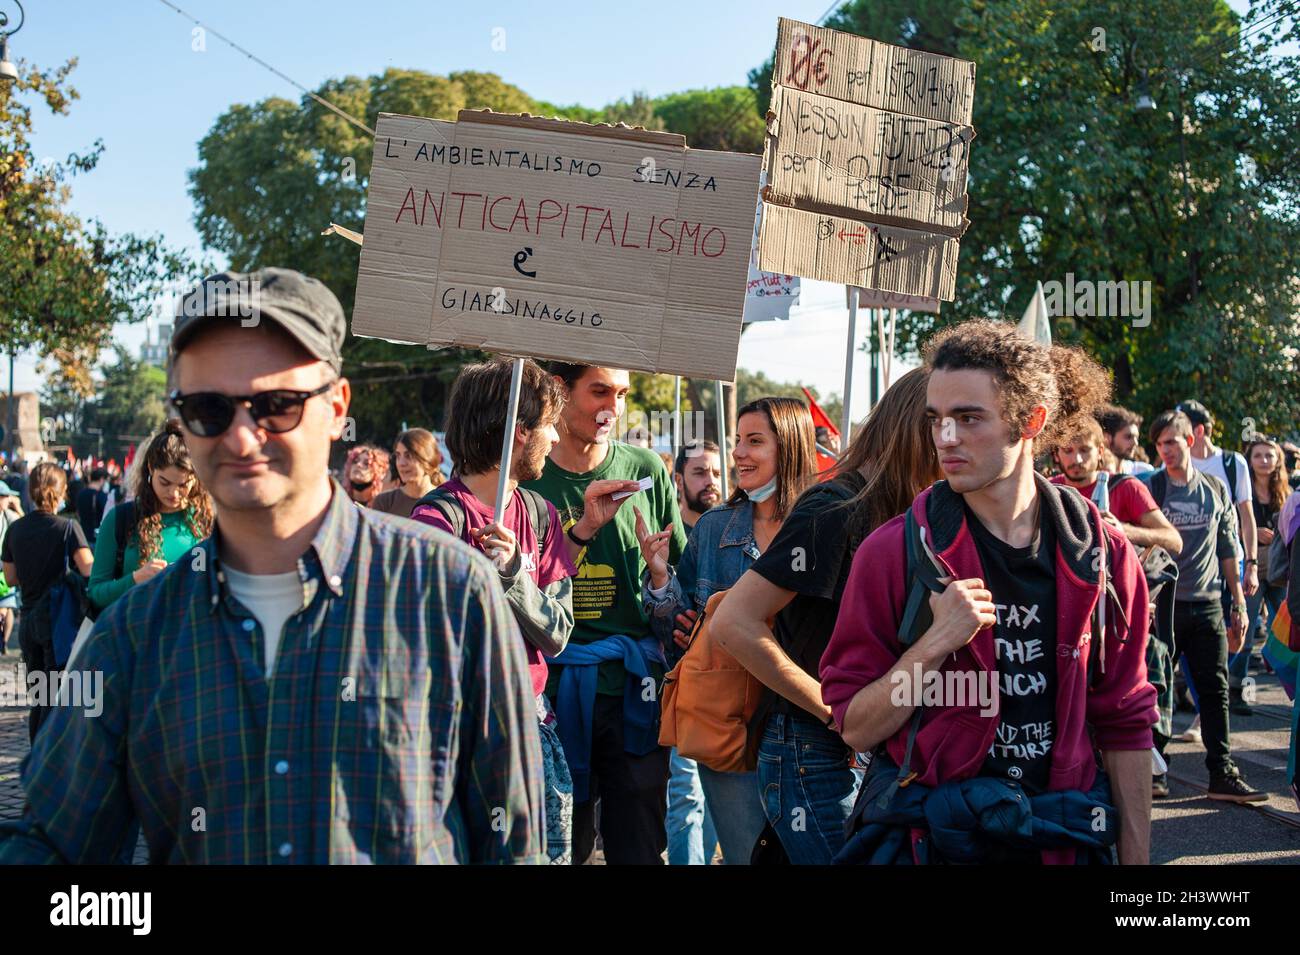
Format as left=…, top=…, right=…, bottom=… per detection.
left=820, top=474, right=1156, bottom=860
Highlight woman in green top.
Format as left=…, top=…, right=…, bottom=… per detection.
left=89, top=420, right=214, bottom=612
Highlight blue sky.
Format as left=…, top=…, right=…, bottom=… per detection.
left=10, top=0, right=870, bottom=412
left=6, top=0, right=1275, bottom=425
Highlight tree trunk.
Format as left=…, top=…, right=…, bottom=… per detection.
left=685, top=378, right=712, bottom=442
left=1113, top=352, right=1134, bottom=404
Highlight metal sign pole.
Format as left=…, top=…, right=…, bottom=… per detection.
left=493, top=357, right=526, bottom=522
left=840, top=287, right=858, bottom=443
left=673, top=375, right=682, bottom=461
left=715, top=380, right=729, bottom=500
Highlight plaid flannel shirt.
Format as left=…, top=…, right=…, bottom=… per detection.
left=0, top=482, right=545, bottom=864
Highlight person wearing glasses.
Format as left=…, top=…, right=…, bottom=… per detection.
left=0, top=268, right=545, bottom=864
left=341, top=444, right=390, bottom=507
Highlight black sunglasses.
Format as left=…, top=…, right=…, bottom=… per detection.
left=169, top=381, right=336, bottom=438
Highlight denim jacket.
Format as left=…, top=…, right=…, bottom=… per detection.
left=642, top=501, right=762, bottom=665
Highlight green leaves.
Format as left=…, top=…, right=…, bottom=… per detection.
left=781, top=0, right=1300, bottom=444
left=0, top=55, right=195, bottom=375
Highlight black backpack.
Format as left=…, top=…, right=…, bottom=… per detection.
left=415, top=485, right=551, bottom=553
left=110, top=500, right=140, bottom=581
left=1145, top=465, right=1232, bottom=515
left=1268, top=527, right=1290, bottom=588
left=84, top=500, right=140, bottom=622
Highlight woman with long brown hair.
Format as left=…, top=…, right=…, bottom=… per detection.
left=637, top=396, right=818, bottom=864
left=707, top=368, right=939, bottom=863
left=88, top=420, right=213, bottom=612
left=370, top=428, right=445, bottom=518
left=1238, top=437, right=1290, bottom=704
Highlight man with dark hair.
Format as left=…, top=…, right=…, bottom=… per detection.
left=523, top=362, right=687, bottom=864
left=0, top=268, right=545, bottom=863
left=1177, top=399, right=1257, bottom=590
left=412, top=357, right=581, bottom=863
left=1096, top=404, right=1154, bottom=476
left=75, top=467, right=110, bottom=544
left=1177, top=399, right=1259, bottom=714
left=1142, top=410, right=1263, bottom=802
left=673, top=439, right=722, bottom=533
left=823, top=319, right=1155, bottom=864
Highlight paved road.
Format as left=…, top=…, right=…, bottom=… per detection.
left=2, top=649, right=1298, bottom=864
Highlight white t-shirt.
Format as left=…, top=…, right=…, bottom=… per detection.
left=1118, top=458, right=1155, bottom=476
left=1191, top=445, right=1250, bottom=560
left=222, top=565, right=303, bottom=676
left=1190, top=445, right=1250, bottom=504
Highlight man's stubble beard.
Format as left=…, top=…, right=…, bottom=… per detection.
left=686, top=486, right=720, bottom=513
left=516, top=432, right=551, bottom=483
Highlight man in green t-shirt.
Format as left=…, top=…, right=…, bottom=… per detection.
left=523, top=363, right=687, bottom=865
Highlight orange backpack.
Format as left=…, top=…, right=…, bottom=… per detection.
left=658, top=589, right=768, bottom=773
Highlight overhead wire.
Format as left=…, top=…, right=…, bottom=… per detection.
left=154, top=0, right=374, bottom=137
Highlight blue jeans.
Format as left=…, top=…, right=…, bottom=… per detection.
left=698, top=765, right=766, bottom=865
left=758, top=712, right=863, bottom=865
left=666, top=747, right=717, bottom=865
left=1229, top=582, right=1286, bottom=686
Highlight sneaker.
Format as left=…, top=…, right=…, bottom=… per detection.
left=1152, top=773, right=1170, bottom=799
left=1229, top=688, right=1254, bottom=717
left=1176, top=716, right=1201, bottom=744
left=1207, top=773, right=1267, bottom=803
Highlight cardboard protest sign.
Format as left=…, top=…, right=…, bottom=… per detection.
left=352, top=114, right=456, bottom=345
left=744, top=191, right=799, bottom=323
left=758, top=203, right=959, bottom=301
left=763, top=85, right=972, bottom=235
left=352, top=111, right=761, bottom=380
left=757, top=17, right=976, bottom=300
left=771, top=17, right=975, bottom=125
left=847, top=286, right=942, bottom=313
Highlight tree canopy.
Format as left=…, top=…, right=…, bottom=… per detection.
left=0, top=55, right=193, bottom=395
left=753, top=0, right=1300, bottom=443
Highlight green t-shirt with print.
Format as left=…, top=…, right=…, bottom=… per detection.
left=523, top=441, right=687, bottom=696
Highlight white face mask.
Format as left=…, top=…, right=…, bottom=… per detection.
left=746, top=475, right=778, bottom=503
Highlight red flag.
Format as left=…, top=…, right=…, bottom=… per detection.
left=123, top=443, right=136, bottom=471
left=65, top=447, right=75, bottom=465
left=802, top=387, right=840, bottom=477
left=801, top=387, right=839, bottom=436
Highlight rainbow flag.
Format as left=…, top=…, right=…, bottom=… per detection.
left=1266, top=602, right=1298, bottom=700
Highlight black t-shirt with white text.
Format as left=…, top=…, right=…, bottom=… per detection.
left=966, top=504, right=1058, bottom=795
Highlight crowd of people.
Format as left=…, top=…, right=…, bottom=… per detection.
left=0, top=265, right=1297, bottom=865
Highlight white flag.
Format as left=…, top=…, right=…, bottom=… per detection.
left=1017, top=281, right=1051, bottom=345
